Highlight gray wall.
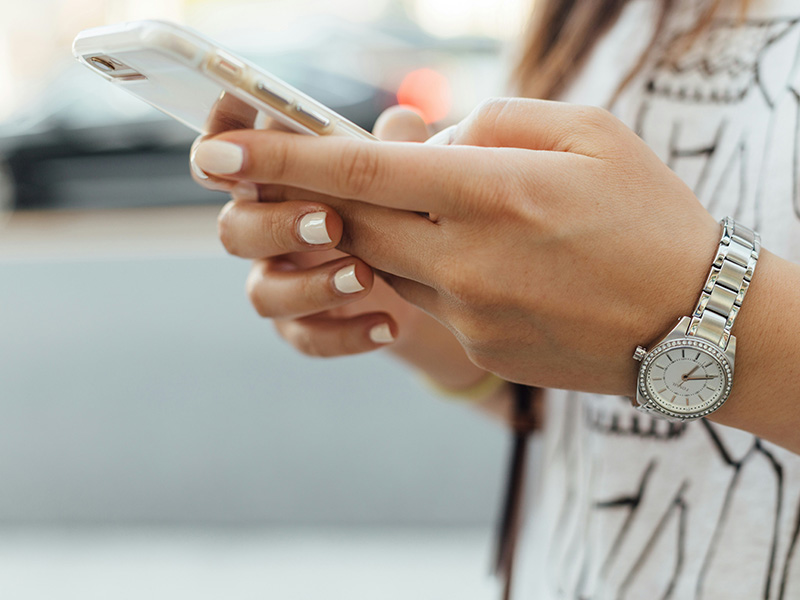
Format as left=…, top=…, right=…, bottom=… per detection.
left=0, top=253, right=507, bottom=526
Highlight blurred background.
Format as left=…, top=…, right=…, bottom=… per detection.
left=0, top=0, right=532, bottom=598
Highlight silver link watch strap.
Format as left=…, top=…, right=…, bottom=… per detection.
left=687, top=217, right=760, bottom=349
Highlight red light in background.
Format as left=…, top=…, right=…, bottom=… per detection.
left=396, top=68, right=452, bottom=125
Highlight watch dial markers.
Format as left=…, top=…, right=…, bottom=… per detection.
left=644, top=343, right=728, bottom=414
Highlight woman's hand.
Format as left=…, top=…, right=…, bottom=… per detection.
left=192, top=98, right=722, bottom=396
left=193, top=106, right=495, bottom=393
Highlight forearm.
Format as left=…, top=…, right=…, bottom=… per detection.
left=709, top=249, right=800, bottom=453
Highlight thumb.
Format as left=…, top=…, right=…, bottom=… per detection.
left=372, top=105, right=430, bottom=142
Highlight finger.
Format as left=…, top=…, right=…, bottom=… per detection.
left=190, top=135, right=235, bottom=191
left=231, top=184, right=442, bottom=286
left=256, top=106, right=430, bottom=201
left=191, top=92, right=259, bottom=189
left=332, top=200, right=441, bottom=286
left=258, top=183, right=337, bottom=204
left=275, top=313, right=397, bottom=357
left=218, top=199, right=343, bottom=258
left=192, top=130, right=508, bottom=214
left=373, top=106, right=430, bottom=142
left=452, top=97, right=622, bottom=156
left=247, top=256, right=374, bottom=319
left=191, top=91, right=299, bottom=190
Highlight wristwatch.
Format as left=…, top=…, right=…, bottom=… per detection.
left=632, top=217, right=760, bottom=421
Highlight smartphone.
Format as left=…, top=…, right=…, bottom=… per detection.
left=72, top=20, right=377, bottom=140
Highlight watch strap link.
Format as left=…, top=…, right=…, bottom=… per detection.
left=687, top=217, right=760, bottom=349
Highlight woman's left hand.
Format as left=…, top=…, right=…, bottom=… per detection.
left=192, top=98, right=722, bottom=395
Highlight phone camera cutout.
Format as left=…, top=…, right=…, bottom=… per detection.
left=84, top=55, right=145, bottom=81
left=90, top=56, right=116, bottom=72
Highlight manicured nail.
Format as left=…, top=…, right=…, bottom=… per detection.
left=369, top=323, right=395, bottom=344
left=232, top=182, right=259, bottom=202
left=298, top=211, right=331, bottom=245
left=194, top=140, right=244, bottom=174
left=200, top=178, right=234, bottom=192
left=190, top=155, right=209, bottom=180
left=334, top=265, right=365, bottom=294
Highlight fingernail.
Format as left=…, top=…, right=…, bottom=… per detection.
left=203, top=179, right=234, bottom=192
left=194, top=140, right=244, bottom=174
left=298, top=211, right=332, bottom=245
left=232, top=182, right=259, bottom=202
left=190, top=155, right=209, bottom=180
left=334, top=265, right=365, bottom=294
left=369, top=323, right=395, bottom=344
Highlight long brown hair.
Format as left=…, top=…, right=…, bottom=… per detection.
left=513, top=0, right=749, bottom=102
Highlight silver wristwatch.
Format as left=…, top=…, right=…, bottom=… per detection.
left=632, top=217, right=760, bottom=421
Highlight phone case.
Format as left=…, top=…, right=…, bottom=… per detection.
left=72, top=20, right=376, bottom=140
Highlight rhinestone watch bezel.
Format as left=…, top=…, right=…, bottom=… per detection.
left=639, top=337, right=733, bottom=419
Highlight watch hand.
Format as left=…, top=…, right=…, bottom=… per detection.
left=684, top=376, right=718, bottom=381
left=682, top=365, right=700, bottom=380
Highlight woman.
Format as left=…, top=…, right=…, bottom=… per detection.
left=192, top=0, right=800, bottom=597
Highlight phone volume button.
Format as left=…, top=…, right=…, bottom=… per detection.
left=210, top=50, right=245, bottom=84
left=295, top=104, right=332, bottom=131
left=254, top=81, right=292, bottom=108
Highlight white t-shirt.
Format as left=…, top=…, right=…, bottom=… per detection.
left=514, top=1, right=800, bottom=598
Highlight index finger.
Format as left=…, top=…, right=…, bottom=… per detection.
left=192, top=129, right=520, bottom=214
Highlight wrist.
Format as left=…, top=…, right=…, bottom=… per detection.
left=632, top=218, right=761, bottom=422
left=706, top=249, right=800, bottom=452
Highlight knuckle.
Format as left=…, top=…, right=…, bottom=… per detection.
left=339, top=143, right=381, bottom=197
left=571, top=105, right=616, bottom=137
left=280, top=321, right=311, bottom=354
left=262, top=207, right=290, bottom=252
left=266, top=137, right=292, bottom=182
left=246, top=262, right=282, bottom=319
left=297, top=269, right=322, bottom=304
left=550, top=105, right=620, bottom=156
left=279, top=321, right=322, bottom=357
left=339, top=331, right=366, bottom=356
left=463, top=97, right=509, bottom=142
left=246, top=279, right=270, bottom=319
left=217, top=200, right=242, bottom=256
left=291, top=325, right=328, bottom=357
left=473, top=97, right=509, bottom=125
left=476, top=178, right=514, bottom=214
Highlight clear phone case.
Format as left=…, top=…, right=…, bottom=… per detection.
left=72, top=20, right=376, bottom=140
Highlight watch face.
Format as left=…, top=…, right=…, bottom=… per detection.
left=640, top=338, right=732, bottom=417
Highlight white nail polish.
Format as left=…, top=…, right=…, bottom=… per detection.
left=334, top=265, right=365, bottom=294
left=369, top=323, right=395, bottom=344
left=204, top=180, right=234, bottom=192
left=232, top=182, right=259, bottom=202
left=299, top=212, right=332, bottom=245
left=194, top=140, right=244, bottom=174
left=190, top=155, right=209, bottom=180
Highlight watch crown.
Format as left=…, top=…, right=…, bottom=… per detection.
left=633, top=346, right=647, bottom=361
